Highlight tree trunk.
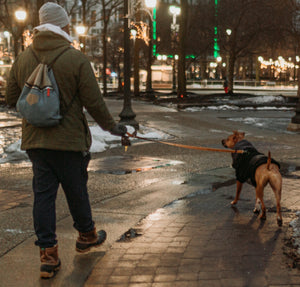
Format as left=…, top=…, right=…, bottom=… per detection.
left=34, top=0, right=45, bottom=27
left=200, top=58, right=207, bottom=80
left=134, top=7, right=141, bottom=97
left=102, top=31, right=108, bottom=97
left=12, top=34, right=20, bottom=58
left=133, top=38, right=140, bottom=97
left=290, top=65, right=300, bottom=124
left=177, top=0, right=188, bottom=99
left=228, top=51, right=235, bottom=95
left=117, top=58, right=123, bottom=93
left=146, top=16, right=153, bottom=97
left=81, top=0, right=87, bottom=54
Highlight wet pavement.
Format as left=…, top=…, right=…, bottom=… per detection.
left=0, top=97, right=300, bottom=286
left=86, top=178, right=300, bottom=287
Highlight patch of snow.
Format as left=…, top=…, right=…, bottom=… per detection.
left=0, top=139, right=27, bottom=164
left=5, top=229, right=30, bottom=234
left=289, top=212, right=300, bottom=255
left=244, top=95, right=285, bottom=104
left=0, top=125, right=172, bottom=163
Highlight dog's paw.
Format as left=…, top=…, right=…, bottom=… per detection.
left=259, top=214, right=266, bottom=221
left=277, top=218, right=283, bottom=227
left=253, top=208, right=260, bottom=214
left=231, top=200, right=237, bottom=205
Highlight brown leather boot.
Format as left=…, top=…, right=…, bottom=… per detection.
left=76, top=228, right=106, bottom=253
left=40, top=245, right=61, bottom=279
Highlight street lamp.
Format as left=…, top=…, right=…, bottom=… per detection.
left=119, top=0, right=138, bottom=129
left=76, top=25, right=86, bottom=53
left=15, top=9, right=27, bottom=52
left=169, top=5, right=180, bottom=93
left=4, top=31, right=11, bottom=53
left=145, top=0, right=156, bottom=8
left=130, top=29, right=137, bottom=42
left=15, top=10, right=27, bottom=22
left=225, top=29, right=231, bottom=82
left=216, top=56, right=222, bottom=79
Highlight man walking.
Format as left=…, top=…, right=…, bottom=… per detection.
left=6, top=2, right=127, bottom=279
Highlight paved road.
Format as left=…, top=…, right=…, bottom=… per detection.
left=0, top=99, right=299, bottom=286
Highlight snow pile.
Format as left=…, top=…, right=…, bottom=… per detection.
left=183, top=95, right=291, bottom=112
left=185, top=105, right=240, bottom=112
left=0, top=139, right=27, bottom=163
left=243, top=95, right=285, bottom=104
left=289, top=211, right=300, bottom=255
left=0, top=125, right=171, bottom=164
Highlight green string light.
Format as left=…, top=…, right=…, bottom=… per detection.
left=214, top=0, right=220, bottom=58
left=153, top=7, right=157, bottom=56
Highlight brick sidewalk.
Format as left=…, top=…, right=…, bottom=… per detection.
left=86, top=180, right=300, bottom=287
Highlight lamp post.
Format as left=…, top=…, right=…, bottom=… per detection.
left=145, top=0, right=156, bottom=99
left=15, top=9, right=27, bottom=52
left=119, top=0, right=139, bottom=129
left=169, top=5, right=180, bottom=93
left=4, top=31, right=11, bottom=55
left=225, top=29, right=231, bottom=80
left=216, top=56, right=222, bottom=79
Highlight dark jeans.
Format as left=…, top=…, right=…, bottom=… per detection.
left=26, top=149, right=94, bottom=248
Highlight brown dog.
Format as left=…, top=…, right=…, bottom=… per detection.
left=222, top=131, right=282, bottom=226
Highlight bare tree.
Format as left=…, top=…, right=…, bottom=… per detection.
left=107, top=23, right=124, bottom=93
left=217, top=0, right=280, bottom=94
left=0, top=0, right=35, bottom=57
left=177, top=0, right=188, bottom=99
left=97, top=0, right=122, bottom=97
left=186, top=1, right=215, bottom=80
left=282, top=0, right=300, bottom=126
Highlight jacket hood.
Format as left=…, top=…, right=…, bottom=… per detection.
left=32, top=31, right=70, bottom=52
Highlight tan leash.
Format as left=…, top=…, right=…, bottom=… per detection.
left=124, top=132, right=244, bottom=154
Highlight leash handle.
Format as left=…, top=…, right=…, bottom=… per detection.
left=126, top=132, right=244, bottom=154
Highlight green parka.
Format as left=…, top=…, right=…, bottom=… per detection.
left=6, top=30, right=116, bottom=151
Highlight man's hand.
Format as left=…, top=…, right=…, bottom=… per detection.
left=110, top=123, right=127, bottom=136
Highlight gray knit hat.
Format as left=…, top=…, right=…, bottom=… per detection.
left=39, top=2, right=70, bottom=28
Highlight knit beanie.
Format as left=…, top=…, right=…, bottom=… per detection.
left=39, top=2, right=70, bottom=28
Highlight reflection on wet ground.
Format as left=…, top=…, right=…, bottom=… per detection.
left=88, top=155, right=183, bottom=175
left=281, top=163, right=300, bottom=179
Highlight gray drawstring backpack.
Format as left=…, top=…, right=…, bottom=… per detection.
left=17, top=46, right=71, bottom=127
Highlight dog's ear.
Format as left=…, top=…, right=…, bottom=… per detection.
left=239, top=132, right=245, bottom=139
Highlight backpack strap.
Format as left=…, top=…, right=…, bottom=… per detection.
left=30, top=47, right=40, bottom=63
left=48, top=47, right=71, bottom=68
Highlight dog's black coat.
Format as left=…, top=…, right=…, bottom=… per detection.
left=232, top=140, right=280, bottom=187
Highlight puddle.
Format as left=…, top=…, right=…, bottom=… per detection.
left=117, top=228, right=143, bottom=242
left=88, top=155, right=183, bottom=175
left=0, top=121, right=21, bottom=128
left=280, top=163, right=300, bottom=179
left=212, top=179, right=237, bottom=191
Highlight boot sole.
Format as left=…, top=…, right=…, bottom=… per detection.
left=40, top=260, right=61, bottom=279
left=75, top=241, right=105, bottom=253
left=76, top=230, right=107, bottom=253
left=40, top=265, right=60, bottom=279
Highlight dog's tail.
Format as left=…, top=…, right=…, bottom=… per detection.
left=267, top=151, right=271, bottom=170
